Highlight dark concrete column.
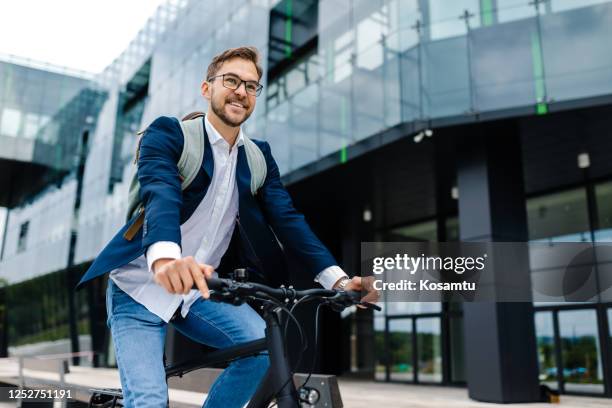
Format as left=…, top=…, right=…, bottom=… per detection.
left=456, top=121, right=540, bottom=403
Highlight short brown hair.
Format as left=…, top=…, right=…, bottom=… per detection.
left=206, top=46, right=263, bottom=81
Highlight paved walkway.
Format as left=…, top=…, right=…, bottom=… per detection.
left=338, top=380, right=610, bottom=407
left=1, top=358, right=610, bottom=407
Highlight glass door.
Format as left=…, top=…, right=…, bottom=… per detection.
left=535, top=311, right=558, bottom=389
left=388, top=318, right=413, bottom=382
left=535, top=307, right=608, bottom=395
left=416, top=317, right=442, bottom=383
left=558, top=309, right=605, bottom=393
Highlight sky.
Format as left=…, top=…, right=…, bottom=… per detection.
left=0, top=0, right=167, bottom=74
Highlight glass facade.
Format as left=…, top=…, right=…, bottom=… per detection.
left=265, top=0, right=612, bottom=174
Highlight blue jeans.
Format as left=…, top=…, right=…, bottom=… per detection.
left=106, top=279, right=269, bottom=408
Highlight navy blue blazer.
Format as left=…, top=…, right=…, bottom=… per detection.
left=77, top=116, right=337, bottom=288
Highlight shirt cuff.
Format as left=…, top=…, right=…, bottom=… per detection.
left=314, top=266, right=348, bottom=290
left=146, top=241, right=182, bottom=273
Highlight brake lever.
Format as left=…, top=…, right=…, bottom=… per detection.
left=359, top=301, right=382, bottom=311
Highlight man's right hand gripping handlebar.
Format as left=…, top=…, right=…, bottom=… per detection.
left=152, top=256, right=214, bottom=298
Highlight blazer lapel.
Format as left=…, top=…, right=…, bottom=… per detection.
left=202, top=122, right=214, bottom=180
left=236, top=145, right=251, bottom=198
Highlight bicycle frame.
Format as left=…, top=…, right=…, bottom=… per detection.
left=164, top=303, right=300, bottom=408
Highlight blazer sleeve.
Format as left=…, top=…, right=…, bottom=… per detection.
left=137, top=116, right=184, bottom=251
left=257, top=141, right=338, bottom=275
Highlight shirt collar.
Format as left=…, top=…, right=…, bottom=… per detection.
left=204, top=115, right=245, bottom=148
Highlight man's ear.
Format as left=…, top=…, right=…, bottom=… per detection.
left=201, top=80, right=211, bottom=101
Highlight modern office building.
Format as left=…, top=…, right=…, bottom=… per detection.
left=1, top=0, right=612, bottom=402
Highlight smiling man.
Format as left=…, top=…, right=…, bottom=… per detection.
left=78, top=47, right=373, bottom=408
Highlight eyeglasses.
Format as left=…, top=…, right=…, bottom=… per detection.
left=207, top=73, right=263, bottom=97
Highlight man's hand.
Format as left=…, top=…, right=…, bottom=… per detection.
left=333, top=276, right=379, bottom=306
left=152, top=256, right=214, bottom=298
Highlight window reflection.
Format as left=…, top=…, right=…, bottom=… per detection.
left=535, top=311, right=558, bottom=389
left=388, top=318, right=413, bottom=381
left=1, top=108, right=21, bottom=137
left=551, top=0, right=612, bottom=13
left=527, top=188, right=591, bottom=242
left=558, top=310, right=604, bottom=393
left=389, top=219, right=437, bottom=241
left=496, top=0, right=536, bottom=23
left=594, top=181, right=612, bottom=242
left=416, top=317, right=442, bottom=383
left=23, top=113, right=39, bottom=139
left=386, top=220, right=441, bottom=315
left=6, top=269, right=91, bottom=358
left=374, top=316, right=386, bottom=380
left=428, top=0, right=480, bottom=40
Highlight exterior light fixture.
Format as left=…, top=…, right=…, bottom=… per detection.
left=451, top=186, right=459, bottom=200
left=577, top=152, right=590, bottom=169
left=413, top=128, right=433, bottom=143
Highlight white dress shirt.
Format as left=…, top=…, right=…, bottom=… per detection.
left=110, top=116, right=347, bottom=322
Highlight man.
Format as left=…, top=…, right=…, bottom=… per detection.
left=78, top=46, right=371, bottom=408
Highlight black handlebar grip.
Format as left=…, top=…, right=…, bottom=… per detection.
left=203, top=277, right=229, bottom=291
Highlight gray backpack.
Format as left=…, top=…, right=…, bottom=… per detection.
left=123, top=112, right=267, bottom=241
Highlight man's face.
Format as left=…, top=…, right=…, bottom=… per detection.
left=202, top=57, right=259, bottom=127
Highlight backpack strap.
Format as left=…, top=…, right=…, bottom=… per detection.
left=123, top=117, right=204, bottom=240
left=177, top=117, right=205, bottom=190
left=243, top=135, right=267, bottom=194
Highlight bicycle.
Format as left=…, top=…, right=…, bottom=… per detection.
left=89, top=268, right=380, bottom=408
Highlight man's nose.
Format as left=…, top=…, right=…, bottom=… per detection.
left=233, top=82, right=248, bottom=97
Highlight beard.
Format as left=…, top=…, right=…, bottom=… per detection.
left=210, top=93, right=252, bottom=127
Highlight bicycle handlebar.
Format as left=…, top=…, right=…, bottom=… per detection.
left=204, top=277, right=380, bottom=311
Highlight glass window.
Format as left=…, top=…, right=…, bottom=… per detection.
left=386, top=220, right=442, bottom=314
left=496, top=0, right=536, bottom=23
left=388, top=318, right=413, bottom=381
left=355, top=5, right=389, bottom=70
left=17, top=221, right=29, bottom=253
left=386, top=0, right=420, bottom=52
left=527, top=189, right=591, bottom=242
left=541, top=1, right=612, bottom=103
left=534, top=311, right=558, bottom=389
left=446, top=217, right=459, bottom=242
left=470, top=17, right=538, bottom=112
left=416, top=317, right=442, bottom=382
left=550, top=0, right=612, bottom=13
left=428, top=0, right=480, bottom=40
left=1, top=108, right=22, bottom=137
left=374, top=316, right=386, bottom=380
left=23, top=113, right=39, bottom=139
left=594, top=181, right=612, bottom=242
left=558, top=309, right=605, bottom=393
left=389, top=219, right=437, bottom=241
left=421, top=35, right=471, bottom=118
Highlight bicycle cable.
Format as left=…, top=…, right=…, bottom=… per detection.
left=268, top=295, right=328, bottom=407
left=250, top=293, right=307, bottom=407
left=301, top=301, right=324, bottom=389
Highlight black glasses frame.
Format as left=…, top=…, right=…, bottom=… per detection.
left=208, top=73, right=263, bottom=96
